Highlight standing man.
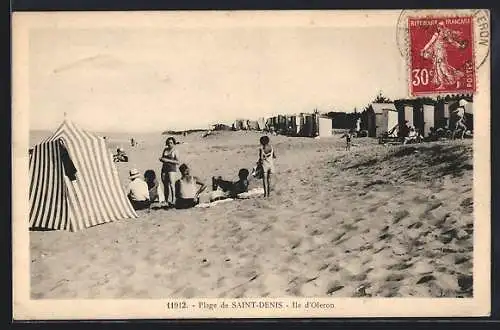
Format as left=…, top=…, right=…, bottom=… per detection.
left=452, top=99, right=468, bottom=140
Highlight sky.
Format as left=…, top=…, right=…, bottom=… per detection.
left=29, top=21, right=408, bottom=132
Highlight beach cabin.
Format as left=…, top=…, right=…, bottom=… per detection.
left=276, top=115, right=284, bottom=133
left=407, top=105, right=428, bottom=137
left=265, top=117, right=273, bottom=130
left=399, top=103, right=428, bottom=136
left=256, top=117, right=265, bottom=130
left=287, top=115, right=301, bottom=135
left=317, top=117, right=333, bottom=137
left=265, top=117, right=277, bottom=132
left=294, top=116, right=302, bottom=135
left=403, top=104, right=415, bottom=128
left=247, top=120, right=259, bottom=130
left=398, top=101, right=437, bottom=138
left=463, top=100, right=474, bottom=131
left=367, top=103, right=398, bottom=138
left=283, top=116, right=290, bottom=134
left=434, top=101, right=450, bottom=130
left=232, top=119, right=243, bottom=130
left=242, top=120, right=249, bottom=130
left=301, top=114, right=314, bottom=137
left=299, top=114, right=306, bottom=132
left=422, top=103, right=436, bottom=137
left=285, top=116, right=294, bottom=135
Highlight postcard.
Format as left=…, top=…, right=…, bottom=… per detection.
left=12, top=9, right=491, bottom=319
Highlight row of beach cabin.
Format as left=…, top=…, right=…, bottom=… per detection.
left=264, top=113, right=333, bottom=138
left=229, top=98, right=473, bottom=139
left=232, top=113, right=333, bottom=138
left=365, top=98, right=473, bottom=138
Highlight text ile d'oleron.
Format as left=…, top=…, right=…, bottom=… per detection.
left=164, top=300, right=335, bottom=311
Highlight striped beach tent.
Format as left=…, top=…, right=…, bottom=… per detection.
left=29, top=120, right=137, bottom=231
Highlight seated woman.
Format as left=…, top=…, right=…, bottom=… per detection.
left=403, top=127, right=418, bottom=145
left=144, top=169, right=166, bottom=204
left=212, top=168, right=250, bottom=199
left=144, top=170, right=159, bottom=202
left=175, top=164, right=207, bottom=209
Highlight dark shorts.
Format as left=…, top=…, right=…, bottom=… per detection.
left=130, top=199, right=151, bottom=210
left=175, top=198, right=198, bottom=209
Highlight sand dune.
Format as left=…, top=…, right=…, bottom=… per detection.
left=30, top=131, right=473, bottom=298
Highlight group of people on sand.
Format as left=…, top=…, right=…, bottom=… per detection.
left=126, top=135, right=277, bottom=211
left=402, top=123, right=424, bottom=145
left=113, top=148, right=129, bottom=162
left=126, top=136, right=207, bottom=210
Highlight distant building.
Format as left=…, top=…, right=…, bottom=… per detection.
left=365, top=103, right=398, bottom=138
left=256, top=117, right=266, bottom=130
left=326, top=112, right=360, bottom=130
left=317, top=117, right=333, bottom=137
left=394, top=96, right=473, bottom=138
left=263, top=112, right=331, bottom=138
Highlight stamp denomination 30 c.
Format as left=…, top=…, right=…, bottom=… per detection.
left=408, top=16, right=475, bottom=96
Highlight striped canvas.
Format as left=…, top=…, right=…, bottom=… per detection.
left=29, top=120, right=137, bottom=231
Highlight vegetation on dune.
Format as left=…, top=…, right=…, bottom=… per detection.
left=334, top=141, right=472, bottom=183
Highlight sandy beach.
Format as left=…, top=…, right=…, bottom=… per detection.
left=29, top=131, right=473, bottom=299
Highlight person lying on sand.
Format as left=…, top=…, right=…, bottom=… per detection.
left=174, top=164, right=207, bottom=209
left=212, top=168, right=250, bottom=199
left=259, top=136, right=276, bottom=198
left=234, top=169, right=250, bottom=195
left=127, top=168, right=151, bottom=210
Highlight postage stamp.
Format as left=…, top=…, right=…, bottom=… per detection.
left=407, top=16, right=475, bottom=96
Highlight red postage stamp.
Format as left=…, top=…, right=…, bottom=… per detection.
left=408, top=16, right=475, bottom=96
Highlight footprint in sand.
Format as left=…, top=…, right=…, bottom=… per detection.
left=408, top=221, right=423, bottom=229
left=354, top=217, right=366, bottom=223
left=392, top=210, right=410, bottom=224
left=122, top=265, right=136, bottom=277
left=332, top=231, right=346, bottom=243
left=416, top=274, right=436, bottom=284
left=289, top=237, right=303, bottom=250
left=378, top=232, right=393, bottom=241
left=388, top=260, right=413, bottom=271
left=376, top=282, right=401, bottom=297
left=454, top=254, right=470, bottom=265
left=326, top=281, right=345, bottom=295
left=386, top=273, right=405, bottom=282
